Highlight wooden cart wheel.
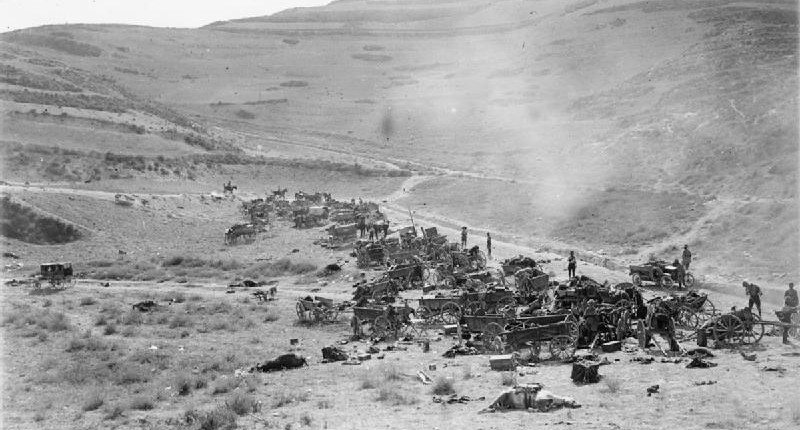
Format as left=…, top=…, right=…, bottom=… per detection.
left=372, top=316, right=390, bottom=338
left=742, top=314, right=765, bottom=345
left=676, top=306, right=701, bottom=329
left=549, top=335, right=576, bottom=360
left=684, top=273, right=696, bottom=288
left=712, top=314, right=744, bottom=347
left=661, top=275, right=674, bottom=289
left=615, top=299, right=631, bottom=310
left=703, top=299, right=716, bottom=316
left=440, top=302, right=461, bottom=325
left=631, top=273, right=642, bottom=287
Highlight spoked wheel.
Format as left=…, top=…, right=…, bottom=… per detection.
left=712, top=315, right=744, bottom=347
left=661, top=275, right=674, bottom=289
left=417, top=306, right=434, bottom=322
left=615, top=299, right=631, bottom=311
left=702, top=299, right=716, bottom=316
left=372, top=316, right=391, bottom=338
left=549, top=335, right=577, bottom=360
left=684, top=273, right=696, bottom=288
left=631, top=274, right=642, bottom=287
left=742, top=314, right=765, bottom=345
left=440, top=302, right=461, bottom=325
left=676, top=306, right=701, bottom=329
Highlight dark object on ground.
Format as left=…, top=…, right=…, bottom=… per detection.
left=443, top=345, right=480, bottom=358
left=132, top=301, right=157, bottom=312
left=685, top=348, right=714, bottom=358
left=3, top=252, right=19, bottom=259
left=321, top=346, right=348, bottom=362
left=571, top=362, right=600, bottom=384
left=320, top=263, right=342, bottom=276
left=686, top=357, right=717, bottom=368
left=291, top=249, right=300, bottom=253
left=647, top=384, right=660, bottom=396
left=433, top=395, right=484, bottom=404
left=483, top=384, right=580, bottom=412
left=631, top=356, right=655, bottom=364
left=693, top=380, right=717, bottom=386
left=601, top=341, right=622, bottom=353
left=242, top=279, right=259, bottom=288
left=762, top=365, right=786, bottom=373
left=740, top=351, right=757, bottom=361
left=254, top=354, right=308, bottom=372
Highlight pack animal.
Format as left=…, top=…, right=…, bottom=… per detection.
left=254, top=354, right=308, bottom=372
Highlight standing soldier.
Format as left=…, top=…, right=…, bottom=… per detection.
left=785, top=282, right=798, bottom=307
left=461, top=226, right=468, bottom=249
left=672, top=259, right=686, bottom=289
left=682, top=245, right=692, bottom=270
left=357, top=214, right=366, bottom=238
left=744, top=281, right=763, bottom=317
left=567, top=251, right=577, bottom=279
left=486, top=232, right=492, bottom=259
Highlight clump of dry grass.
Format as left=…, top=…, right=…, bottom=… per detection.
left=129, top=395, right=155, bottom=410
left=191, top=406, right=237, bottom=430
left=103, top=404, right=125, bottom=420
left=3, top=308, right=70, bottom=332
left=273, top=390, right=309, bottom=408
left=79, top=296, right=97, bottom=306
left=430, top=377, right=455, bottom=395
left=211, top=377, right=239, bottom=395
left=361, top=364, right=403, bottom=389
left=226, top=392, right=261, bottom=416
left=300, top=413, right=313, bottom=426
left=602, top=377, right=623, bottom=393
left=82, top=391, right=105, bottom=411
left=376, top=385, right=418, bottom=405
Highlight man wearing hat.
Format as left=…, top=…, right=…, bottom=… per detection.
left=461, top=226, right=468, bottom=248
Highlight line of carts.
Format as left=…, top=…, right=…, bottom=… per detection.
left=298, top=266, right=800, bottom=360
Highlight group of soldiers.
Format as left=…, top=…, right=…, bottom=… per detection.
left=357, top=212, right=390, bottom=241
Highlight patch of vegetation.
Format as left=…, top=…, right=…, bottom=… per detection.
left=273, top=390, right=308, bottom=408
left=243, top=258, right=317, bottom=279
left=280, top=80, right=308, bottom=88
left=129, top=395, right=155, bottom=411
left=211, top=377, right=239, bottom=395
left=82, top=391, right=105, bottom=411
left=226, top=392, right=261, bottom=416
left=3, top=307, right=70, bottom=332
left=352, top=53, right=392, bottom=62
left=0, top=65, right=82, bottom=92
left=0, top=89, right=130, bottom=113
left=4, top=32, right=103, bottom=57
left=0, top=196, right=83, bottom=244
left=430, top=377, right=455, bottom=395
left=234, top=109, right=256, bottom=119
left=500, top=372, right=516, bottom=386
left=376, top=385, right=418, bottom=405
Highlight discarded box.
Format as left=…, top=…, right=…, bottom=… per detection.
left=357, top=353, right=371, bottom=361
left=489, top=354, right=516, bottom=371
left=429, top=364, right=437, bottom=371
left=290, top=339, right=299, bottom=346
left=443, top=325, right=459, bottom=335
left=601, top=341, right=621, bottom=353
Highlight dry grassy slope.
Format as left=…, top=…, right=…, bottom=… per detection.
left=0, top=0, right=796, bottom=283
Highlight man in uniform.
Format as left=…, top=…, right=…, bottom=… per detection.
left=682, top=245, right=692, bottom=270
left=461, top=226, right=468, bottom=248
left=744, top=281, right=762, bottom=317
left=672, top=259, right=686, bottom=289
left=567, top=251, right=577, bottom=279
left=486, top=232, right=492, bottom=259
left=785, top=282, right=798, bottom=307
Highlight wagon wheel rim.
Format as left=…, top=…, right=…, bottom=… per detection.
left=685, top=273, right=695, bottom=288
left=549, top=335, right=576, bottom=360
left=440, top=302, right=461, bottom=325
left=741, top=314, right=764, bottom=345
left=713, top=315, right=743, bottom=347
left=631, top=273, right=642, bottom=287
left=703, top=299, right=716, bottom=316
left=488, top=336, right=505, bottom=353
left=484, top=322, right=504, bottom=341
left=676, top=306, right=700, bottom=329
left=661, top=275, right=674, bottom=289
left=372, top=316, right=390, bottom=338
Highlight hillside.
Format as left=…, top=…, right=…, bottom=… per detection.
left=1, top=0, right=797, bottom=283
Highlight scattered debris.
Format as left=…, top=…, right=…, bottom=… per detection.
left=571, top=362, right=600, bottom=384
left=2, top=252, right=19, bottom=259
left=132, top=301, right=157, bottom=312
left=684, top=348, right=714, bottom=359
left=433, top=395, right=483, bottom=404
left=321, top=346, right=348, bottom=363
left=253, top=354, right=308, bottom=372
left=646, top=385, right=660, bottom=396
left=630, top=357, right=655, bottom=364
left=418, top=371, right=432, bottom=384
left=693, top=380, right=717, bottom=386
left=761, top=365, right=786, bottom=374
left=739, top=351, right=757, bottom=361
left=443, top=345, right=479, bottom=358
left=482, top=384, right=580, bottom=412
left=686, top=357, right=717, bottom=368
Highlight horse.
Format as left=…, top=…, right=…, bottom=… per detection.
left=223, top=182, right=237, bottom=194
left=272, top=188, right=288, bottom=200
